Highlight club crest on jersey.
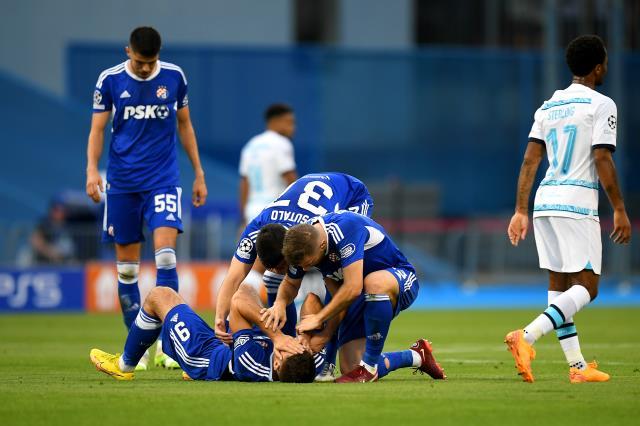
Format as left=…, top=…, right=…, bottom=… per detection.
left=339, top=243, right=356, bottom=259
left=234, top=335, right=250, bottom=349
left=156, top=85, right=168, bottom=99
left=236, top=238, right=254, bottom=260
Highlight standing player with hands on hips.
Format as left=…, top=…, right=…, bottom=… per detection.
left=85, top=27, right=208, bottom=370
left=506, top=35, right=631, bottom=383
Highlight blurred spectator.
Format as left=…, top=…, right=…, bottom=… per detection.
left=30, top=201, right=76, bottom=264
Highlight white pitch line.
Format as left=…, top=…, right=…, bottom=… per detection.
left=440, top=358, right=638, bottom=366
left=432, top=342, right=640, bottom=354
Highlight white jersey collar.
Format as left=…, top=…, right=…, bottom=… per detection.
left=125, top=59, right=161, bottom=82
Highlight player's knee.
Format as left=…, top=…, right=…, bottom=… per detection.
left=363, top=273, right=395, bottom=296
left=147, top=286, right=177, bottom=306
left=301, top=293, right=322, bottom=314
left=117, top=262, right=139, bottom=284
left=231, top=284, right=253, bottom=309
left=155, top=247, right=176, bottom=270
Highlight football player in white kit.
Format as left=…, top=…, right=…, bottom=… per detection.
left=237, top=104, right=299, bottom=301
left=239, top=103, right=298, bottom=224
left=505, top=35, right=631, bottom=383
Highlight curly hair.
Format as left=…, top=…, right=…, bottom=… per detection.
left=566, top=35, right=606, bottom=77
left=278, top=352, right=316, bottom=383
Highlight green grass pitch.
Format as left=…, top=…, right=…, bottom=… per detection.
left=1, top=308, right=639, bottom=426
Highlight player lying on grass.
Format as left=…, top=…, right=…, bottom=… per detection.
left=90, top=285, right=316, bottom=382
left=261, top=211, right=437, bottom=383
left=90, top=283, right=440, bottom=383
left=215, top=172, right=374, bottom=344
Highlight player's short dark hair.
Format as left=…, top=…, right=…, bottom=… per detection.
left=129, top=27, right=162, bottom=57
left=278, top=352, right=316, bottom=383
left=282, top=224, right=318, bottom=267
left=256, top=224, right=287, bottom=269
left=265, top=103, right=293, bottom=122
left=565, top=35, right=606, bottom=77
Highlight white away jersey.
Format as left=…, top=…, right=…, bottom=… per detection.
left=239, top=130, right=296, bottom=221
left=528, top=83, right=617, bottom=220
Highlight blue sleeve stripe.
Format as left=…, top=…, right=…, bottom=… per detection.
left=541, top=98, right=592, bottom=110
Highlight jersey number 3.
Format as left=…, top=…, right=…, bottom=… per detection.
left=268, top=181, right=334, bottom=215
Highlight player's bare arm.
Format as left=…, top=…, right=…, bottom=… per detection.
left=281, top=170, right=298, bottom=185
left=261, top=275, right=302, bottom=331
left=230, top=284, right=305, bottom=357
left=85, top=111, right=110, bottom=203
left=214, top=257, right=253, bottom=343
left=297, top=260, right=364, bottom=334
left=594, top=147, right=631, bottom=244
left=176, top=106, right=207, bottom=207
left=238, top=176, right=249, bottom=226
left=508, top=141, right=545, bottom=246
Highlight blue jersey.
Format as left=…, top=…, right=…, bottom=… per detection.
left=288, top=211, right=415, bottom=281
left=92, top=60, right=188, bottom=193
left=235, top=173, right=373, bottom=264
left=231, top=328, right=326, bottom=382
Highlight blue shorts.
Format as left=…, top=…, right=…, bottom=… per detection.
left=387, top=267, right=419, bottom=316
left=161, top=304, right=232, bottom=381
left=324, top=292, right=366, bottom=348
left=102, top=186, right=184, bottom=244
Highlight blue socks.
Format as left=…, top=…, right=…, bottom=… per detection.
left=377, top=350, right=415, bottom=379
left=122, top=308, right=162, bottom=368
left=362, top=294, right=393, bottom=368
left=116, top=262, right=140, bottom=329
left=155, top=247, right=178, bottom=292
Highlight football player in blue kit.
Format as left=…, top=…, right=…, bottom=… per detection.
left=89, top=284, right=441, bottom=383
left=263, top=211, right=445, bottom=383
left=89, top=285, right=316, bottom=383
left=214, top=172, right=373, bottom=344
left=85, top=27, right=208, bottom=370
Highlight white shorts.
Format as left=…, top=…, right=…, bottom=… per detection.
left=533, top=216, right=602, bottom=275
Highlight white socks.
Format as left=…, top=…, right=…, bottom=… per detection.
left=549, top=290, right=587, bottom=370
left=523, top=284, right=591, bottom=345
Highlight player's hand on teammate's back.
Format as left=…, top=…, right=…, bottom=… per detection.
left=611, top=209, right=632, bottom=244
left=192, top=174, right=208, bottom=207
left=85, top=168, right=104, bottom=203
left=507, top=212, right=529, bottom=247
left=296, top=314, right=323, bottom=335
left=260, top=302, right=287, bottom=332
left=214, top=316, right=233, bottom=344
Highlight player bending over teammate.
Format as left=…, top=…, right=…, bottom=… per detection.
left=505, top=34, right=631, bottom=383
left=262, top=211, right=445, bottom=383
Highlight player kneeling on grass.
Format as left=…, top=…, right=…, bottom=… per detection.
left=90, top=285, right=316, bottom=383
left=262, top=211, right=444, bottom=383
left=299, top=290, right=446, bottom=382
